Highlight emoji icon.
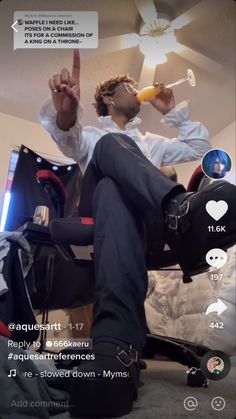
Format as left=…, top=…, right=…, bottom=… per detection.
left=211, top=397, right=225, bottom=411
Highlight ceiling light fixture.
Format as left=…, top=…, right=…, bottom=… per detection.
left=139, top=36, right=167, bottom=66
left=139, top=30, right=180, bottom=68
left=137, top=13, right=181, bottom=68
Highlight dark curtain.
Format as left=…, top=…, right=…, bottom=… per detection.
left=5, top=145, right=82, bottom=231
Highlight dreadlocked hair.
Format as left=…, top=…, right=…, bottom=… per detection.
left=93, top=74, right=137, bottom=116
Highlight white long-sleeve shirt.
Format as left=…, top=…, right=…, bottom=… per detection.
left=39, top=99, right=211, bottom=175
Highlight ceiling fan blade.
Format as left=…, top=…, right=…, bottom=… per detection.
left=80, top=33, right=139, bottom=60
left=175, top=45, right=223, bottom=73
left=171, top=0, right=209, bottom=30
left=138, top=56, right=156, bottom=88
left=98, top=33, right=140, bottom=53
left=134, top=0, right=158, bottom=24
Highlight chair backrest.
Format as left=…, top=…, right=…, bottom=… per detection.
left=4, top=145, right=82, bottom=231
left=187, top=164, right=213, bottom=192
left=36, top=170, right=68, bottom=217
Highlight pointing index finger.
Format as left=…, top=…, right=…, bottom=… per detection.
left=72, top=49, right=80, bottom=81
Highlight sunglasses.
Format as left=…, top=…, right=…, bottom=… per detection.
left=103, top=82, right=139, bottom=96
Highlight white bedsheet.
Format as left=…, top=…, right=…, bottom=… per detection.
left=145, top=245, right=236, bottom=354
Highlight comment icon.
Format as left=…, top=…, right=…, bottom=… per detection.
left=205, top=248, right=227, bottom=269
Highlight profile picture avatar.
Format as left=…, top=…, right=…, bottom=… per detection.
left=201, top=149, right=232, bottom=179
left=207, top=357, right=224, bottom=375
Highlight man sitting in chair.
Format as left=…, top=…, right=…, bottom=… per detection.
left=39, top=50, right=236, bottom=418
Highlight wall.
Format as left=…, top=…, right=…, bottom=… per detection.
left=175, top=120, right=235, bottom=187
left=0, top=111, right=72, bottom=219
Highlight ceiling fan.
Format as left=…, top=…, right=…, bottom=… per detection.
left=81, top=0, right=222, bottom=88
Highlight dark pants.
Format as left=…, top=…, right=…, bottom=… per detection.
left=79, top=133, right=185, bottom=352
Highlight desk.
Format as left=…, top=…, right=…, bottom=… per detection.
left=18, top=222, right=51, bottom=245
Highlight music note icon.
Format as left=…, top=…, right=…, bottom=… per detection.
left=8, top=369, right=16, bottom=377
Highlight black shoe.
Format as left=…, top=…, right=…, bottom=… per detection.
left=139, top=359, right=147, bottom=370
left=69, top=338, right=140, bottom=418
left=165, top=180, right=236, bottom=282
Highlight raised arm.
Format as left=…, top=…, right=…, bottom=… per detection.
left=48, top=50, right=81, bottom=131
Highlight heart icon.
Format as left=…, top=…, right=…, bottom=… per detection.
left=205, top=200, right=228, bottom=221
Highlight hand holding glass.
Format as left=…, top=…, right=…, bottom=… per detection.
left=137, top=69, right=196, bottom=103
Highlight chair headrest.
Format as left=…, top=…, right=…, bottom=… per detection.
left=187, top=165, right=204, bottom=192
left=36, top=170, right=68, bottom=203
